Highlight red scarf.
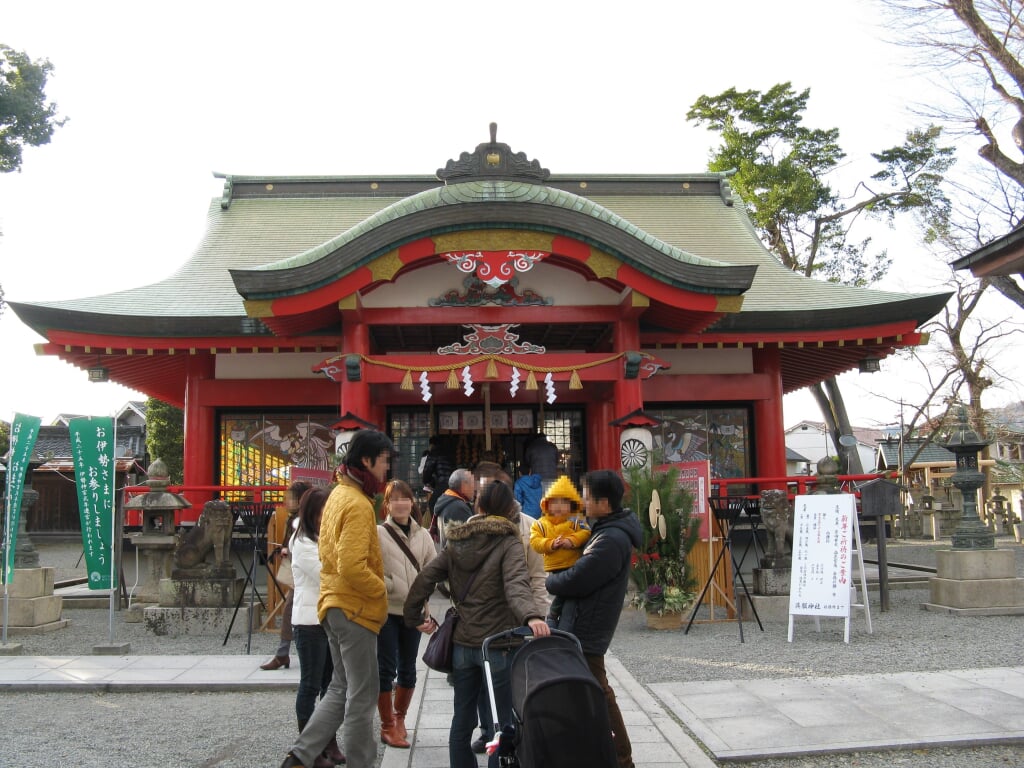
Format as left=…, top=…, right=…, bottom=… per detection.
left=341, top=465, right=384, bottom=499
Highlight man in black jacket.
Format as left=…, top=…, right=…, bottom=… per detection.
left=546, top=470, right=641, bottom=768
left=432, top=468, right=475, bottom=547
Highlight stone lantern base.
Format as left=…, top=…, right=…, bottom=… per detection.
left=0, top=567, right=69, bottom=635
left=923, top=549, right=1024, bottom=615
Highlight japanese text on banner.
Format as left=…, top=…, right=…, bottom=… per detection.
left=69, top=417, right=118, bottom=590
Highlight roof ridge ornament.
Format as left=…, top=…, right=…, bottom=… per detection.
left=437, top=122, right=550, bottom=184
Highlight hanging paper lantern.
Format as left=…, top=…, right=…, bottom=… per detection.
left=619, top=426, right=652, bottom=470
left=335, top=430, right=360, bottom=461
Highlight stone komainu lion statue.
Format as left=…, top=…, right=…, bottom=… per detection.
left=174, top=500, right=233, bottom=570
left=759, top=489, right=794, bottom=565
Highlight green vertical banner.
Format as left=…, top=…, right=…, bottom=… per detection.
left=4, top=413, right=41, bottom=584
left=69, top=417, right=118, bottom=590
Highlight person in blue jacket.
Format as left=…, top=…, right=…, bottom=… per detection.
left=545, top=469, right=641, bottom=768
left=513, top=467, right=543, bottom=519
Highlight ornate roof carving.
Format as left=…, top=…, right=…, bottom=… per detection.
left=437, top=123, right=550, bottom=184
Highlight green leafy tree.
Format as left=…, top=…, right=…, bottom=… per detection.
left=687, top=83, right=955, bottom=469
left=0, top=44, right=65, bottom=173
left=145, top=398, right=184, bottom=484
left=0, top=44, right=67, bottom=316
left=0, top=419, right=9, bottom=457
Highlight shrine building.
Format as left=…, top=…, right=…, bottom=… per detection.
left=9, top=127, right=950, bottom=496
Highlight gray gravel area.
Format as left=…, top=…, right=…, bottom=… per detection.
left=3, top=536, right=1022, bottom=768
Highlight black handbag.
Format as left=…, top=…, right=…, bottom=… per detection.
left=421, top=605, right=459, bottom=673
left=421, top=554, right=490, bottom=673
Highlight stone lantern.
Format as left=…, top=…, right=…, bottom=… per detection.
left=124, top=459, right=191, bottom=535
left=988, top=492, right=1009, bottom=533
left=123, top=459, right=192, bottom=604
left=924, top=406, right=1024, bottom=616
left=12, top=459, right=42, bottom=569
left=939, top=407, right=994, bottom=551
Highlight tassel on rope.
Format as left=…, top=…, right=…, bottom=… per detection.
left=485, top=358, right=498, bottom=378
left=525, top=370, right=538, bottom=390
left=569, top=369, right=582, bottom=390
left=400, top=369, right=413, bottom=390
left=446, top=369, right=460, bottom=389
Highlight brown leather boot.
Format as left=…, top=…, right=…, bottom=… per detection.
left=323, top=735, right=346, bottom=765
left=377, top=691, right=410, bottom=748
left=393, top=685, right=414, bottom=742
left=260, top=654, right=290, bottom=670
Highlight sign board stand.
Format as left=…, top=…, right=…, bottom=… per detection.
left=788, top=494, right=872, bottom=643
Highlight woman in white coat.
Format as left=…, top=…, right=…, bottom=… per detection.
left=376, top=479, right=437, bottom=749
left=290, top=487, right=344, bottom=767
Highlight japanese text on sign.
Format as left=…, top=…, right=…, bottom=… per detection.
left=788, top=494, right=855, bottom=618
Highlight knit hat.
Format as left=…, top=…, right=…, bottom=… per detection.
left=540, top=475, right=583, bottom=514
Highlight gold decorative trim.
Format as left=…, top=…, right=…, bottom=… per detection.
left=338, top=294, right=358, bottom=311
left=714, top=295, right=744, bottom=313
left=433, top=229, right=554, bottom=252
left=586, top=248, right=621, bottom=280
left=244, top=299, right=275, bottom=318
left=631, top=291, right=650, bottom=308
left=369, top=249, right=403, bottom=282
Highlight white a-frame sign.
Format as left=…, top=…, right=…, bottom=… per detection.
left=788, top=493, right=872, bottom=643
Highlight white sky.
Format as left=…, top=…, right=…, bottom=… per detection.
left=2, top=0, right=1022, bottom=429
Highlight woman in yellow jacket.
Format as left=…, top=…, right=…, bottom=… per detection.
left=279, top=430, right=427, bottom=768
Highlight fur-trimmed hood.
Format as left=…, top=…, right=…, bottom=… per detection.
left=444, top=514, right=520, bottom=572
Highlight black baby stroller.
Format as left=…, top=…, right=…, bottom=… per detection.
left=482, top=628, right=618, bottom=768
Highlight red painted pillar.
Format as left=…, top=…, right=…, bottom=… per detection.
left=183, top=353, right=216, bottom=498
left=752, top=347, right=786, bottom=483
left=340, top=309, right=372, bottom=421
left=612, top=311, right=643, bottom=419
left=587, top=397, right=619, bottom=472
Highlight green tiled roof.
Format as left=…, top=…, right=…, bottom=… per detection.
left=9, top=173, right=948, bottom=334
left=252, top=181, right=728, bottom=275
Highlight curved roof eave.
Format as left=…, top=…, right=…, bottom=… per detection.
left=228, top=180, right=758, bottom=300
left=708, top=292, right=952, bottom=332
left=7, top=301, right=267, bottom=339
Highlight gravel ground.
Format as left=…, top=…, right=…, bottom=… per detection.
left=2, top=536, right=1022, bottom=768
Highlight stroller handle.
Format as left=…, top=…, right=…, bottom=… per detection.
left=481, top=626, right=582, bottom=657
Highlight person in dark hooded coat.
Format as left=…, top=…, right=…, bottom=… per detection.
left=545, top=469, right=642, bottom=768
left=405, top=480, right=549, bottom=768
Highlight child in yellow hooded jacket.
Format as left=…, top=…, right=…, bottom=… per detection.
left=530, top=475, right=590, bottom=624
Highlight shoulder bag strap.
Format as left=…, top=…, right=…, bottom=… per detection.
left=383, top=523, right=421, bottom=573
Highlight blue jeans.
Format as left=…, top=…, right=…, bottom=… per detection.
left=377, top=613, right=421, bottom=691
left=450, top=643, right=513, bottom=768
left=293, top=623, right=333, bottom=724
